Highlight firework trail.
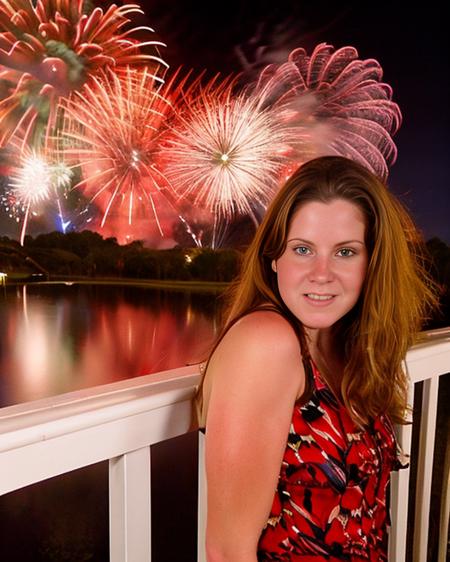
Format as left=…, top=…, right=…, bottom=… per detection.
left=159, top=73, right=302, bottom=226
left=0, top=1, right=167, bottom=146
left=57, top=67, right=193, bottom=240
left=253, top=43, right=402, bottom=180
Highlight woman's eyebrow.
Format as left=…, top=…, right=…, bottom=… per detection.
left=287, top=237, right=365, bottom=246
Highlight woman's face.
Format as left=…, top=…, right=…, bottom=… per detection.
left=273, top=199, right=368, bottom=338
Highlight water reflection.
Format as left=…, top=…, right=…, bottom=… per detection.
left=0, top=283, right=218, bottom=407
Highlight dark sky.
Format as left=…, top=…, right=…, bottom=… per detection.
left=139, top=0, right=449, bottom=243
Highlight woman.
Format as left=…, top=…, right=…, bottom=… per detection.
left=194, top=156, right=438, bottom=561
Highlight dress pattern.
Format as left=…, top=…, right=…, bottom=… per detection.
left=257, top=360, right=408, bottom=561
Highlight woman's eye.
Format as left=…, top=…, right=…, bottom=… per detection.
left=295, top=246, right=310, bottom=255
left=337, top=248, right=355, bottom=257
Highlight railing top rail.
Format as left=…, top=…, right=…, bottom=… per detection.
left=417, top=326, right=450, bottom=341
left=414, top=327, right=450, bottom=347
left=404, top=329, right=450, bottom=383
left=0, top=365, right=201, bottom=442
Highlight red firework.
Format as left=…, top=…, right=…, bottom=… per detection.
left=0, top=0, right=167, bottom=146
left=57, top=67, right=188, bottom=239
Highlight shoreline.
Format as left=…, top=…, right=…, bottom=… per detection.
left=2, top=275, right=230, bottom=293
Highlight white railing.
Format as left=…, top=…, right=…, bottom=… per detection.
left=0, top=365, right=199, bottom=561
left=389, top=328, right=450, bottom=562
left=0, top=329, right=449, bottom=562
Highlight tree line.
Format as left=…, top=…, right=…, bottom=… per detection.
left=0, top=231, right=241, bottom=283
left=0, top=230, right=449, bottom=326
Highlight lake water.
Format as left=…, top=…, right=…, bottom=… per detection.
left=0, top=282, right=219, bottom=407
left=0, top=282, right=220, bottom=562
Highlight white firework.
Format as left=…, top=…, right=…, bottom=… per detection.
left=9, top=153, right=52, bottom=206
left=7, top=147, right=73, bottom=244
left=161, top=75, right=298, bottom=220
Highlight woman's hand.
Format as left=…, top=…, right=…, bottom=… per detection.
left=204, top=310, right=305, bottom=561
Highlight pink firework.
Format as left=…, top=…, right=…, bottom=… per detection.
left=254, top=43, right=402, bottom=180
left=58, top=67, right=184, bottom=237
left=0, top=0, right=167, bottom=146
left=160, top=73, right=301, bottom=221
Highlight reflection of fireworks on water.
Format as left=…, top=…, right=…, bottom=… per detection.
left=254, top=43, right=402, bottom=180
left=0, top=1, right=167, bottom=146
left=59, top=67, right=185, bottom=237
left=160, top=74, right=298, bottom=223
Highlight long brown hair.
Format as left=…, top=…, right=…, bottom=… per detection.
left=195, top=156, right=439, bottom=427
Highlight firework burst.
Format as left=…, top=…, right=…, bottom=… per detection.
left=57, top=67, right=186, bottom=237
left=4, top=143, right=72, bottom=244
left=160, top=74, right=299, bottom=222
left=253, top=43, right=402, bottom=180
left=0, top=0, right=167, bottom=146
left=10, top=152, right=52, bottom=207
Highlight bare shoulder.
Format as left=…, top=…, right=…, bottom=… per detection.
left=202, top=310, right=305, bottom=425
left=219, top=309, right=301, bottom=357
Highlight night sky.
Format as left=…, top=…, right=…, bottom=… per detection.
left=1, top=1, right=448, bottom=243
left=139, top=0, right=449, bottom=243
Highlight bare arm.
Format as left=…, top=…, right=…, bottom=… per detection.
left=204, top=311, right=305, bottom=562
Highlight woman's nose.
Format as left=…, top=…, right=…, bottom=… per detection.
left=308, top=255, right=334, bottom=282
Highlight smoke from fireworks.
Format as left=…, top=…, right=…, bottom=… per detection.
left=0, top=1, right=168, bottom=146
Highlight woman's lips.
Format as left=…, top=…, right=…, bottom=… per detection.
left=304, top=293, right=336, bottom=305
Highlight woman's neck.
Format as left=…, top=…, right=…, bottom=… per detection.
left=307, top=327, right=345, bottom=393
left=305, top=327, right=335, bottom=358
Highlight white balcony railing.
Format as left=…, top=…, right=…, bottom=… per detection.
left=0, top=328, right=449, bottom=562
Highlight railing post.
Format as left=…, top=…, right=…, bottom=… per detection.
left=438, top=431, right=450, bottom=562
left=109, top=447, right=152, bottom=562
left=413, top=376, right=440, bottom=562
left=388, top=369, right=414, bottom=562
left=388, top=427, right=413, bottom=561
left=198, top=430, right=207, bottom=562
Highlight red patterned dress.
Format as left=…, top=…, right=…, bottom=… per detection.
left=257, top=359, right=408, bottom=561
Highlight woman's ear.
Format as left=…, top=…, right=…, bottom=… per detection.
left=271, top=260, right=277, bottom=273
